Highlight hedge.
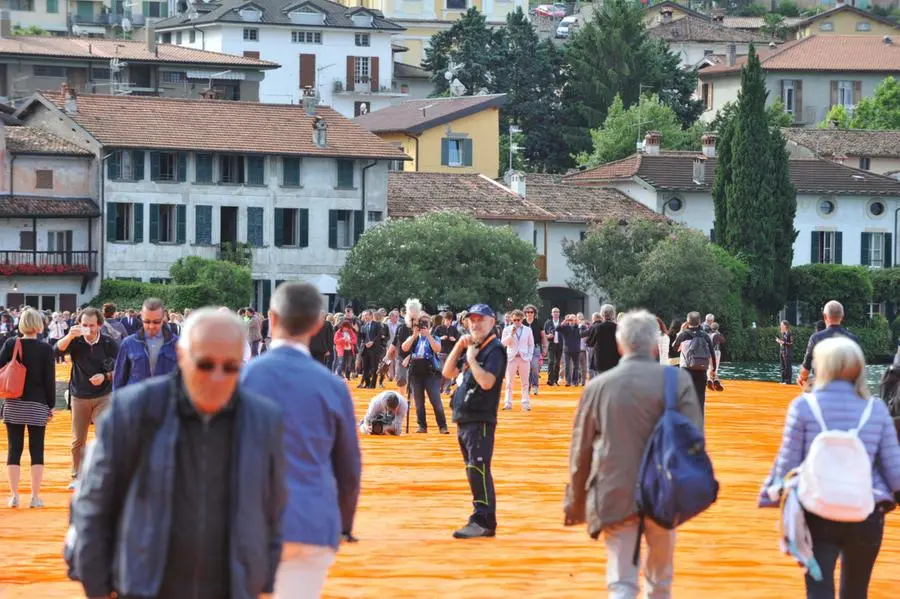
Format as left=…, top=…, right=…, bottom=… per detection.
left=89, top=280, right=218, bottom=312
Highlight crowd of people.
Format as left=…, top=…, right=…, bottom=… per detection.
left=0, top=292, right=899, bottom=599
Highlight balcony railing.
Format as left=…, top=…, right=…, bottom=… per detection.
left=535, top=255, right=547, bottom=281
left=0, top=251, right=98, bottom=276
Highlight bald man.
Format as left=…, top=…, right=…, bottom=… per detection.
left=68, top=308, right=286, bottom=599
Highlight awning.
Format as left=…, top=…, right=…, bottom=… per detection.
left=186, top=71, right=247, bottom=81
left=308, top=274, right=338, bottom=295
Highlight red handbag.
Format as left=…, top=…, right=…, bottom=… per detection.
left=0, top=338, right=27, bottom=399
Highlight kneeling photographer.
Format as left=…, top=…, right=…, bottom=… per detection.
left=359, top=390, right=408, bottom=436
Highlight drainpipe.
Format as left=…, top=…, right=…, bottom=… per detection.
left=193, top=25, right=205, bottom=50
left=361, top=160, right=377, bottom=232
left=895, top=205, right=899, bottom=267
left=407, top=135, right=419, bottom=171
left=100, top=153, right=113, bottom=285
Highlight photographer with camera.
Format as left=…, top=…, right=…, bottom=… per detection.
left=401, top=314, right=448, bottom=434
left=359, top=390, right=409, bottom=436
left=443, top=304, right=507, bottom=539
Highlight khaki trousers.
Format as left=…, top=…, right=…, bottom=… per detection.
left=71, top=394, right=110, bottom=478
left=274, top=542, right=336, bottom=599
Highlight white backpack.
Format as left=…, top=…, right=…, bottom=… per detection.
left=796, top=394, right=875, bottom=522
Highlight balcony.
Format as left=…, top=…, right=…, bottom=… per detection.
left=535, top=254, right=547, bottom=282
left=0, top=251, right=98, bottom=276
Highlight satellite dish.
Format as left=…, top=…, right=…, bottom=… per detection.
left=121, top=17, right=132, bottom=31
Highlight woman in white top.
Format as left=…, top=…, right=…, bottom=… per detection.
left=655, top=316, right=670, bottom=364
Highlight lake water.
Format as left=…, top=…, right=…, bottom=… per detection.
left=720, top=361, right=888, bottom=393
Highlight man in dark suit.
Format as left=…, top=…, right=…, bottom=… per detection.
left=309, top=311, right=334, bottom=366
left=583, top=304, right=620, bottom=377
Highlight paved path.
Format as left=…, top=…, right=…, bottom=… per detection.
left=0, top=372, right=897, bottom=597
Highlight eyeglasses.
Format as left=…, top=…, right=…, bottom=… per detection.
left=190, top=354, right=241, bottom=374
left=512, top=318, right=522, bottom=322
left=143, top=319, right=163, bottom=325
left=525, top=311, right=535, bottom=314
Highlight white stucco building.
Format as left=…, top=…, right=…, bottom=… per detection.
left=646, top=12, right=771, bottom=69
left=154, top=0, right=408, bottom=117
left=16, top=87, right=406, bottom=310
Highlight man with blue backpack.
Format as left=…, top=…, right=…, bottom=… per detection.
left=565, top=310, right=716, bottom=599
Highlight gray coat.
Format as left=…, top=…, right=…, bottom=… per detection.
left=68, top=373, right=286, bottom=598
left=565, top=355, right=702, bottom=536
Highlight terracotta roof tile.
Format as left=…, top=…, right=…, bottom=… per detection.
left=782, top=128, right=900, bottom=158
left=701, top=35, right=900, bottom=76
left=525, top=184, right=667, bottom=223
left=648, top=15, right=772, bottom=43
left=0, top=197, right=100, bottom=218
left=388, top=172, right=554, bottom=221
left=354, top=94, right=506, bottom=134
left=721, top=16, right=803, bottom=29
left=6, top=125, right=93, bottom=155
left=0, top=36, right=278, bottom=68
left=564, top=154, right=643, bottom=182
left=794, top=4, right=900, bottom=29
left=31, top=92, right=407, bottom=160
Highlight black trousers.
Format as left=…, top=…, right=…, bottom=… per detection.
left=457, top=421, right=497, bottom=530
left=804, top=508, right=884, bottom=599
left=780, top=350, right=793, bottom=384
left=547, top=344, right=563, bottom=385
left=683, top=367, right=708, bottom=415
left=361, top=347, right=379, bottom=386
left=5, top=422, right=46, bottom=466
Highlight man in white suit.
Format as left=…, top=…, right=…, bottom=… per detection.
left=501, top=309, right=535, bottom=411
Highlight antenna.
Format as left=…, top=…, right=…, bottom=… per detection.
left=635, top=83, right=653, bottom=151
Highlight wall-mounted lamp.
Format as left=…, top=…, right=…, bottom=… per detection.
left=12, top=281, right=18, bottom=292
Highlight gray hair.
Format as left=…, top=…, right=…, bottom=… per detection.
left=615, top=310, right=660, bottom=355
left=404, top=298, right=422, bottom=327
left=705, top=313, right=715, bottom=323
left=600, top=304, right=616, bottom=321
left=823, top=300, right=844, bottom=322
left=592, top=312, right=602, bottom=321
left=812, top=337, right=868, bottom=399
left=177, top=307, right=248, bottom=351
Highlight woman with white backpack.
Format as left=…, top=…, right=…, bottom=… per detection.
left=759, top=337, right=900, bottom=598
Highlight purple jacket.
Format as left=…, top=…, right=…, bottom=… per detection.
left=759, top=381, right=900, bottom=509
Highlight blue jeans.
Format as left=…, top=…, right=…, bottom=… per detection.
left=804, top=508, right=884, bottom=599
left=409, top=372, right=447, bottom=431
left=529, top=348, right=541, bottom=390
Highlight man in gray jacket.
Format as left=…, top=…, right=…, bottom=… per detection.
left=67, top=308, right=285, bottom=599
left=564, top=310, right=702, bottom=599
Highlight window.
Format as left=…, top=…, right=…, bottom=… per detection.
left=32, top=65, right=66, bottom=77
left=859, top=157, right=871, bottom=171
left=92, top=67, right=111, bottom=79
left=192, top=153, right=212, bottom=183
left=837, top=80, right=855, bottom=108
left=161, top=32, right=172, bottom=43
left=155, top=204, right=178, bottom=243
left=35, top=170, right=53, bottom=189
left=189, top=30, right=196, bottom=43
left=108, top=150, right=145, bottom=181
left=292, top=30, right=322, bottom=43
left=8, top=0, right=34, bottom=9
left=19, top=231, right=34, bottom=250
left=355, top=33, right=370, bottom=46
left=195, top=205, right=212, bottom=244
left=151, top=151, right=181, bottom=182
left=869, top=200, right=885, bottom=217
left=861, top=231, right=892, bottom=268
left=275, top=207, right=309, bottom=247
left=240, top=8, right=261, bottom=21
left=354, top=56, right=370, bottom=86
left=247, top=155, right=265, bottom=185
left=869, top=302, right=885, bottom=319
left=336, top=159, right=354, bottom=188
left=110, top=202, right=134, bottom=242
left=281, top=208, right=296, bottom=246
left=811, top=231, right=841, bottom=264
left=388, top=159, right=404, bottom=171
left=147, top=2, right=161, bottom=17
left=243, top=28, right=259, bottom=41
left=446, top=0, right=466, bottom=8
left=441, top=138, right=472, bottom=167
left=781, top=80, right=795, bottom=115
left=149, top=277, right=172, bottom=284
left=46, top=0, right=58, bottom=12
left=869, top=232, right=885, bottom=268
left=47, top=231, right=72, bottom=253
left=818, top=198, right=836, bottom=217
left=161, top=71, right=186, bottom=84
left=175, top=31, right=182, bottom=44
left=220, top=155, right=246, bottom=184
left=282, top=157, right=301, bottom=186
left=335, top=210, right=354, bottom=248
left=819, top=21, right=834, bottom=31
left=23, top=295, right=57, bottom=311
left=447, top=139, right=462, bottom=166
left=700, top=83, right=712, bottom=111
left=856, top=21, right=872, bottom=32
left=367, top=210, right=383, bottom=224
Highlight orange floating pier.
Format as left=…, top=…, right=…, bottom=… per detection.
left=0, top=376, right=897, bottom=598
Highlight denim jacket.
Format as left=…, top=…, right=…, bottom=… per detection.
left=112, top=328, right=178, bottom=390
left=69, top=373, right=286, bottom=598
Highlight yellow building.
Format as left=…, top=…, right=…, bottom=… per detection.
left=353, top=94, right=505, bottom=177
left=793, top=4, right=899, bottom=39
left=334, top=0, right=528, bottom=66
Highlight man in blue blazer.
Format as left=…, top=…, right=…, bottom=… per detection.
left=241, top=282, right=362, bottom=598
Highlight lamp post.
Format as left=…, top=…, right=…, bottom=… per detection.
left=508, top=125, right=521, bottom=174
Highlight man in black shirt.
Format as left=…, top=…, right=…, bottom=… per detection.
left=673, top=311, right=718, bottom=415
left=582, top=304, right=620, bottom=375
left=308, top=310, right=334, bottom=365
left=523, top=305, right=544, bottom=396
left=543, top=307, right=563, bottom=385
left=443, top=303, right=507, bottom=539
left=798, top=300, right=860, bottom=388
left=56, top=307, right=119, bottom=485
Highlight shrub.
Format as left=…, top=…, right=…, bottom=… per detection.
left=789, top=264, right=872, bottom=326
left=90, top=280, right=218, bottom=312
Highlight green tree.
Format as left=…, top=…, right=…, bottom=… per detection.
left=422, top=8, right=502, bottom=97
left=12, top=24, right=47, bottom=36
left=577, top=94, right=703, bottom=167
left=713, top=45, right=797, bottom=316
left=760, top=13, right=788, bottom=40
left=640, top=38, right=705, bottom=128
left=851, top=76, right=900, bottom=130
left=776, top=1, right=800, bottom=17
left=169, top=256, right=252, bottom=309
left=817, top=104, right=852, bottom=129
left=338, top=212, right=539, bottom=309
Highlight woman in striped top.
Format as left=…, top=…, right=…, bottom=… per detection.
left=0, top=308, right=55, bottom=508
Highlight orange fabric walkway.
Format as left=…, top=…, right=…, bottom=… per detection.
left=0, top=373, right=898, bottom=597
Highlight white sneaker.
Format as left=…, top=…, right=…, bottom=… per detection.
left=522, top=403, right=531, bottom=412
left=67, top=481, right=77, bottom=490
left=29, top=496, right=44, bottom=508
left=7, top=496, right=18, bottom=508
left=502, top=403, right=512, bottom=410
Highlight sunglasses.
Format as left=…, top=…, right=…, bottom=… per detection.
left=512, top=318, right=522, bottom=322
left=190, top=354, right=241, bottom=374
left=143, top=319, right=163, bottom=325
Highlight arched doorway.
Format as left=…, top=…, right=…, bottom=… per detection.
left=537, top=286, right=586, bottom=322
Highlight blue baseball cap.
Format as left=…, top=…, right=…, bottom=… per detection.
left=468, top=304, right=496, bottom=319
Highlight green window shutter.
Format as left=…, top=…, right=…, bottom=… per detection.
left=106, top=202, right=118, bottom=241
left=337, top=160, right=354, bottom=188
left=177, top=152, right=187, bottom=182
left=861, top=232, right=871, bottom=266
left=196, top=154, right=213, bottom=182
left=885, top=233, right=893, bottom=268
left=248, top=207, right=264, bottom=247
left=283, top=157, right=300, bottom=186
left=142, top=1, right=149, bottom=16
left=148, top=203, right=160, bottom=244
left=834, top=232, right=843, bottom=264
left=811, top=231, right=820, bottom=264
left=107, top=151, right=120, bottom=180
left=440, top=139, right=449, bottom=166
left=133, top=150, right=145, bottom=180
left=273, top=208, right=284, bottom=247
left=47, top=0, right=58, bottom=12
left=299, top=208, right=309, bottom=247
left=463, top=138, right=473, bottom=167
left=160, top=2, right=168, bottom=16
left=328, top=210, right=338, bottom=248
left=353, top=210, right=364, bottom=245
left=248, top=156, right=265, bottom=185
left=176, top=204, right=186, bottom=244
left=150, top=151, right=160, bottom=181
left=133, top=203, right=144, bottom=243
left=262, top=279, right=272, bottom=314
left=195, top=205, right=212, bottom=245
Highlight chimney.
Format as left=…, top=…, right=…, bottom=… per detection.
left=312, top=115, right=327, bottom=148
left=509, top=171, right=526, bottom=197
left=643, top=131, right=661, bottom=155
left=147, top=24, right=157, bottom=54
left=301, top=87, right=317, bottom=115
left=712, top=8, right=725, bottom=23
left=701, top=132, right=717, bottom=158
left=0, top=10, right=10, bottom=39
left=660, top=8, right=672, bottom=23
left=692, top=156, right=706, bottom=185
left=61, top=82, right=77, bottom=114
left=726, top=43, right=737, bottom=67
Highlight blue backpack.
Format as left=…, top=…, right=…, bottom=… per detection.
left=633, top=366, right=719, bottom=565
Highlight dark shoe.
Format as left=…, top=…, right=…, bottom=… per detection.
left=416, top=427, right=427, bottom=434
left=453, top=522, right=496, bottom=539
left=439, top=427, right=450, bottom=434
left=706, top=380, right=715, bottom=391
left=713, top=380, right=725, bottom=392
